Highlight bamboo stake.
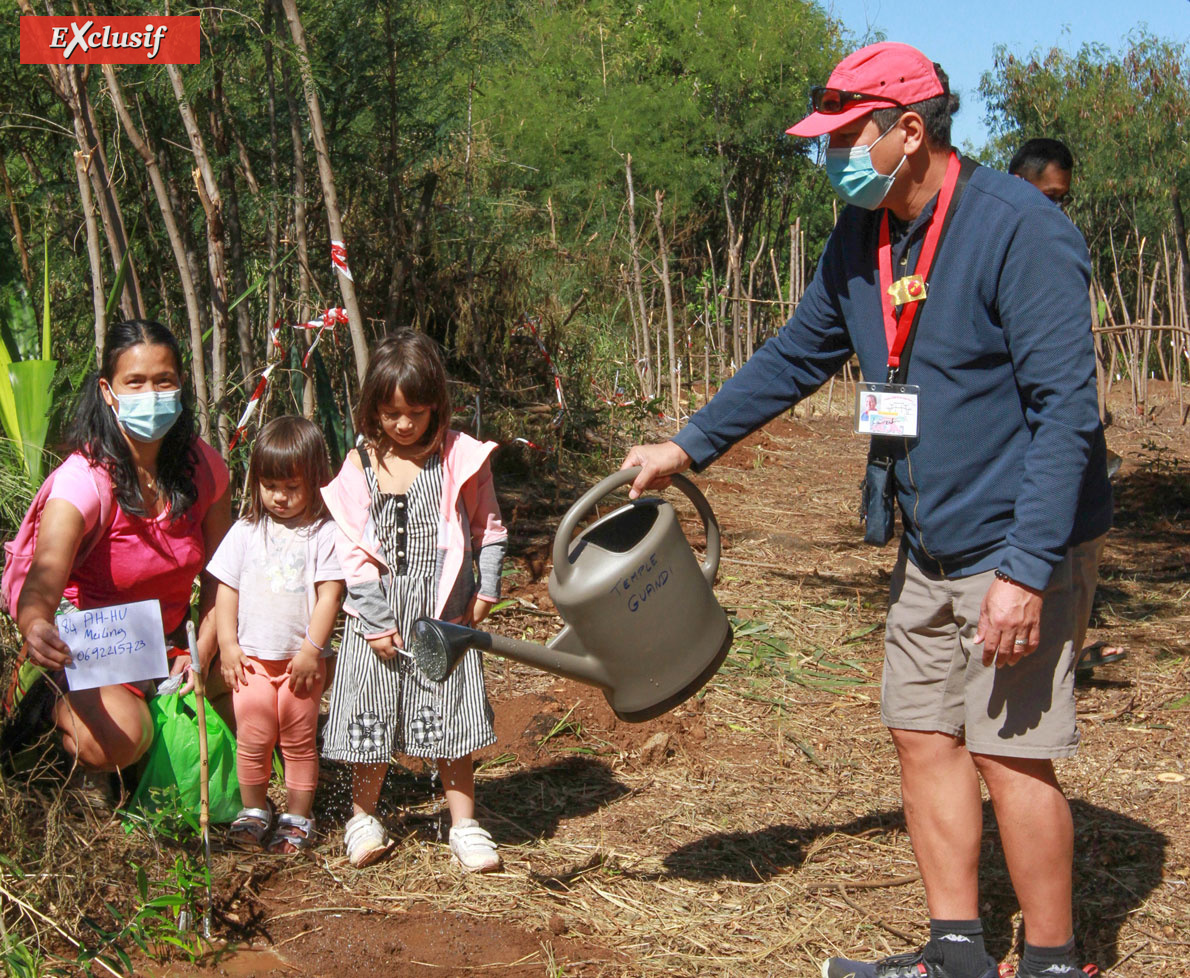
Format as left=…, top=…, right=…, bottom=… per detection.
left=653, top=191, right=680, bottom=427
left=1138, top=238, right=1151, bottom=409
left=1179, top=251, right=1188, bottom=424
left=746, top=236, right=766, bottom=361
left=1158, top=236, right=1174, bottom=382
left=1090, top=282, right=1106, bottom=423
left=729, top=233, right=743, bottom=372
left=770, top=248, right=785, bottom=322
left=788, top=222, right=797, bottom=314
left=702, top=287, right=711, bottom=404
left=186, top=622, right=213, bottom=939
left=624, top=155, right=653, bottom=397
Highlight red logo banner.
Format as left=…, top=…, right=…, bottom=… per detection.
left=20, top=16, right=200, bottom=65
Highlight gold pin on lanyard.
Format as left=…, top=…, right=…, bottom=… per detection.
left=887, top=274, right=928, bottom=306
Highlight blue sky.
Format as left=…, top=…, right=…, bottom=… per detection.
left=820, top=0, right=1188, bottom=150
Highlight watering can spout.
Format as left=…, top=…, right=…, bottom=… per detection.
left=410, top=619, right=613, bottom=690
left=410, top=468, right=733, bottom=722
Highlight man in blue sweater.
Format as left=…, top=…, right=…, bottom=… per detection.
left=623, top=42, right=1109, bottom=978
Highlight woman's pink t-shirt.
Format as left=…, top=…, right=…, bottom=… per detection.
left=47, top=440, right=229, bottom=635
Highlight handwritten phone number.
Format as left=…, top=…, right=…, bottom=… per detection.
left=74, top=639, right=147, bottom=662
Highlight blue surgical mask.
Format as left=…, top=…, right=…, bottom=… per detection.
left=109, top=389, right=184, bottom=442
left=824, top=120, right=906, bottom=210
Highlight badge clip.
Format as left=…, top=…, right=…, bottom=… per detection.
left=888, top=274, right=928, bottom=305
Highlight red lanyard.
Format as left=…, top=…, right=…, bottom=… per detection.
left=877, top=152, right=961, bottom=370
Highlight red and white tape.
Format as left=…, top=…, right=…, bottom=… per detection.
left=296, top=307, right=348, bottom=369
left=330, top=240, right=353, bottom=282
left=231, top=307, right=349, bottom=450
left=515, top=316, right=566, bottom=426
left=229, top=362, right=278, bottom=451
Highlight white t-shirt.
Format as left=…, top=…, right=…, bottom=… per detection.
left=207, top=517, right=343, bottom=660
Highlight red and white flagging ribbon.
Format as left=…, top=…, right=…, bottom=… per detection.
left=330, top=240, right=353, bottom=282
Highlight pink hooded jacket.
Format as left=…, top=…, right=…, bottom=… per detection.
left=321, top=430, right=508, bottom=641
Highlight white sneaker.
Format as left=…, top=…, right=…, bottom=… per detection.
left=448, top=818, right=502, bottom=873
left=343, top=812, right=394, bottom=868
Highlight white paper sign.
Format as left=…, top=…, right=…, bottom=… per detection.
left=58, top=600, right=169, bottom=692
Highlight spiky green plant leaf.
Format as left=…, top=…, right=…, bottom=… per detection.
left=8, top=360, right=56, bottom=480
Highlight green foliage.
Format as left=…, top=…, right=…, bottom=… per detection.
left=0, top=931, right=45, bottom=978
left=0, top=438, right=39, bottom=541
left=478, top=0, right=842, bottom=255
left=980, top=32, right=1190, bottom=276
left=0, top=232, right=56, bottom=482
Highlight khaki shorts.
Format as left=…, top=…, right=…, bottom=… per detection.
left=880, top=536, right=1104, bottom=759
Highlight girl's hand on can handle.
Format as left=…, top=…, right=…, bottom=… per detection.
left=367, top=633, right=399, bottom=661
left=468, top=596, right=493, bottom=627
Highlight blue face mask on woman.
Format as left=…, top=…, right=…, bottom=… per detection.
left=824, top=120, right=906, bottom=210
left=108, top=388, right=184, bottom=442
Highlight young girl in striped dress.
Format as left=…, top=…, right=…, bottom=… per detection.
left=321, top=330, right=508, bottom=871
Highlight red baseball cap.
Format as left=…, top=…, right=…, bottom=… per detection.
left=787, top=42, right=945, bottom=138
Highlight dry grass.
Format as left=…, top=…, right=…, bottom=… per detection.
left=2, top=385, right=1188, bottom=976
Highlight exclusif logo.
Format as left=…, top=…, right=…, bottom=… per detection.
left=20, top=16, right=201, bottom=65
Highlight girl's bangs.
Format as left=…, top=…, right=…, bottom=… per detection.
left=255, top=436, right=309, bottom=484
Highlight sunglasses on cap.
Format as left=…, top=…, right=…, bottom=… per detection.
left=810, top=86, right=907, bottom=114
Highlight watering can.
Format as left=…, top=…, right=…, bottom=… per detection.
left=410, top=467, right=733, bottom=722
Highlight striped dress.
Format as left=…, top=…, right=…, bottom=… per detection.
left=321, top=454, right=495, bottom=763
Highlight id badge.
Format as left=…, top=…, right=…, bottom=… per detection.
left=855, top=382, right=920, bottom=438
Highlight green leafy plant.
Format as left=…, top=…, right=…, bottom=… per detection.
left=1, top=930, right=45, bottom=978
left=0, top=232, right=56, bottom=482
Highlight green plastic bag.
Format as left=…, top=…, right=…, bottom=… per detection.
left=129, top=690, right=241, bottom=824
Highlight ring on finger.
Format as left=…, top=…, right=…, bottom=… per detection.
left=1013, top=638, right=1028, bottom=646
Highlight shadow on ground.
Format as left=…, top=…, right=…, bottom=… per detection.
left=652, top=800, right=1164, bottom=969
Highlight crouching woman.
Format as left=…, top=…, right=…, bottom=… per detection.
left=12, top=320, right=230, bottom=773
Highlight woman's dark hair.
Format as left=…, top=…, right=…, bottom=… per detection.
left=66, top=320, right=198, bottom=520
left=872, top=64, right=959, bottom=149
left=354, top=329, right=451, bottom=461
left=246, top=416, right=331, bottom=524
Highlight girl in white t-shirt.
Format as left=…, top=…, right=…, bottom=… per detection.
left=208, top=417, right=344, bottom=853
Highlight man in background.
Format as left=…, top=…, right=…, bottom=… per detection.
left=1009, top=137, right=1073, bottom=207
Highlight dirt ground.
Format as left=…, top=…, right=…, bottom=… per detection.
left=79, top=383, right=1190, bottom=976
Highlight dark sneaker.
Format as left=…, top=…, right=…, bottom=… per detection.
left=822, top=946, right=999, bottom=978
left=1014, top=965, right=1099, bottom=978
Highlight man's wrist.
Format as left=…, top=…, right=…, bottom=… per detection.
left=994, top=569, right=1042, bottom=595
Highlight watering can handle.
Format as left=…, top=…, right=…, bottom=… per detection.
left=552, top=467, right=721, bottom=588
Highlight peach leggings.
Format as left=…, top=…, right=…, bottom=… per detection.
left=232, top=656, right=325, bottom=792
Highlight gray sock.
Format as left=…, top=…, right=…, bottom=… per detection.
left=1020, top=937, right=1080, bottom=976
left=928, top=919, right=990, bottom=978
